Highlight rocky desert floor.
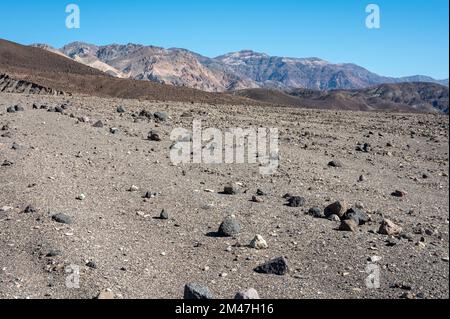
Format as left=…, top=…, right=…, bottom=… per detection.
left=0, top=92, right=448, bottom=299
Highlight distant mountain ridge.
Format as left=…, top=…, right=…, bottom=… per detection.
left=31, top=42, right=448, bottom=92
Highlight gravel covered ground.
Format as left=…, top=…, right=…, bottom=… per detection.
left=0, top=92, right=448, bottom=299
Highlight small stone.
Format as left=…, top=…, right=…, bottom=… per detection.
left=218, top=216, right=241, bottom=237
left=400, top=292, right=416, bottom=299
left=324, top=201, right=348, bottom=218
left=93, top=121, right=104, bottom=128
left=344, top=208, right=370, bottom=225
left=6, top=106, right=16, bottom=113
left=442, top=256, right=449, bottom=262
left=129, top=185, right=139, bottom=192
left=254, top=257, right=289, bottom=276
left=148, top=130, right=161, bottom=141
left=96, top=289, right=114, bottom=300
left=76, top=194, right=86, bottom=201
left=184, top=283, right=214, bottom=299
left=116, top=106, right=126, bottom=113
left=256, top=189, right=266, bottom=196
left=287, top=196, right=306, bottom=207
left=308, top=207, right=325, bottom=218
left=378, top=219, right=402, bottom=236
left=223, top=184, right=239, bottom=195
left=1, top=160, right=14, bottom=167
left=54, top=106, right=64, bottom=113
left=234, top=288, right=260, bottom=299
left=154, top=112, right=168, bottom=122
left=86, top=261, right=97, bottom=269
left=51, top=213, right=72, bottom=225
left=328, top=214, right=341, bottom=222
left=358, top=175, right=366, bottom=182
left=249, top=235, right=268, bottom=250
left=110, top=127, right=119, bottom=134
left=369, top=256, right=382, bottom=263
left=251, top=196, right=263, bottom=203
left=46, top=249, right=61, bottom=258
left=391, top=190, right=406, bottom=198
left=328, top=160, right=343, bottom=167
left=23, top=205, right=37, bottom=214
left=159, top=209, right=169, bottom=220
left=339, top=219, right=358, bottom=232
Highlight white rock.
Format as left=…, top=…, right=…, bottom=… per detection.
left=250, top=235, right=268, bottom=250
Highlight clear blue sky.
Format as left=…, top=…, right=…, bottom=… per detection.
left=0, top=0, right=448, bottom=79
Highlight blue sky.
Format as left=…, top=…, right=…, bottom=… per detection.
left=0, top=0, right=448, bottom=79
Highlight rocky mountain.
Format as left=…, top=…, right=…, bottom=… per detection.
left=32, top=42, right=448, bottom=93
left=236, top=82, right=449, bottom=113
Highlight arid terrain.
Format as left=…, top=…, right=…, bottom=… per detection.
left=0, top=92, right=448, bottom=299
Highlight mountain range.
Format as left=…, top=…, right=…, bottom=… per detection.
left=32, top=42, right=448, bottom=92
left=0, top=39, right=448, bottom=114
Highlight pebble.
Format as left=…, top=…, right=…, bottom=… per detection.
left=254, top=256, right=289, bottom=275
left=96, top=289, right=114, bottom=299
left=249, top=235, right=268, bottom=250
left=339, top=219, right=358, bottom=232
left=369, top=256, right=382, bottom=263
left=234, top=288, right=260, bottom=299
left=344, top=208, right=370, bottom=225
left=23, top=205, right=37, bottom=214
left=378, top=219, right=403, bottom=236
left=324, top=201, right=348, bottom=218
left=287, top=196, right=306, bottom=207
left=391, top=190, right=406, bottom=198
left=154, top=112, right=168, bottom=122
left=148, top=130, right=161, bottom=141
left=328, top=214, right=341, bottom=222
left=184, top=283, right=214, bottom=299
left=93, top=120, right=104, bottom=128
left=223, top=184, right=240, bottom=195
left=128, top=185, right=139, bottom=192
left=51, top=213, right=72, bottom=225
left=308, top=207, right=325, bottom=218
left=218, top=216, right=241, bottom=237
left=76, top=194, right=86, bottom=201
left=328, top=160, right=343, bottom=168
left=110, top=127, right=119, bottom=134
left=159, top=209, right=169, bottom=220
left=116, top=106, right=126, bottom=113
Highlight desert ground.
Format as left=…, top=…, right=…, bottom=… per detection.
left=0, top=92, right=448, bottom=299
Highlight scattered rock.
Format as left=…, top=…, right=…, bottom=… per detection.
left=159, top=209, right=169, bottom=220
left=76, top=194, right=86, bottom=201
left=249, top=235, right=268, bottom=250
left=96, top=289, right=114, bottom=299
left=287, top=196, right=306, bottom=207
left=1, top=160, right=14, bottom=167
left=378, top=219, right=402, bottom=236
left=369, top=256, right=382, bottom=263
left=328, top=160, right=343, bottom=167
left=251, top=195, right=263, bottom=203
left=116, top=106, right=126, bottom=113
left=344, top=208, right=370, bottom=225
left=223, top=184, right=240, bottom=195
left=51, top=213, right=72, bottom=225
left=93, top=120, right=104, bottom=128
left=218, top=215, right=241, bottom=237
left=46, top=249, right=61, bottom=258
left=328, top=214, right=341, bottom=222
left=358, top=175, right=366, bottom=182
left=391, top=190, right=406, bottom=198
left=128, top=185, right=139, bottom=192
left=234, top=288, right=260, bottom=299
left=308, top=207, right=325, bottom=218
left=86, top=261, right=97, bottom=269
left=154, top=111, right=168, bottom=122
left=324, top=201, right=348, bottom=218
left=184, top=283, right=214, bottom=299
left=339, top=219, right=359, bottom=232
left=23, top=205, right=37, bottom=214
left=254, top=256, right=289, bottom=275
left=256, top=189, right=266, bottom=196
left=110, top=127, right=119, bottom=134
left=148, top=130, right=161, bottom=141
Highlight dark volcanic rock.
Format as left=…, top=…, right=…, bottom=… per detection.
left=218, top=216, right=241, bottom=237
left=148, top=131, right=161, bottom=141
left=51, top=213, right=72, bottom=224
left=287, top=196, right=306, bottom=207
left=328, top=160, right=343, bottom=167
left=184, top=283, right=214, bottom=299
left=254, top=257, right=289, bottom=275
left=93, top=121, right=104, bottom=128
left=324, top=201, right=348, bottom=218
left=308, top=207, right=325, bottom=218
left=344, top=208, right=370, bottom=225
left=154, top=111, right=168, bottom=122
